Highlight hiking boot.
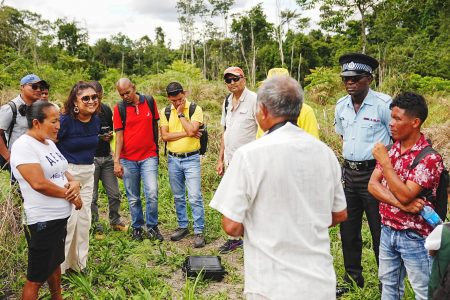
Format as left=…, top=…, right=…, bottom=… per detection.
left=147, top=226, right=164, bottom=241
left=170, top=228, right=189, bottom=241
left=111, top=222, right=128, bottom=232
left=131, top=227, right=144, bottom=241
left=193, top=234, right=205, bottom=248
left=218, top=239, right=243, bottom=254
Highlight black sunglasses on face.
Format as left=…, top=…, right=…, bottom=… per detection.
left=80, top=94, right=99, bottom=103
left=341, top=75, right=369, bottom=83
left=224, top=76, right=242, bottom=84
left=28, top=83, right=45, bottom=91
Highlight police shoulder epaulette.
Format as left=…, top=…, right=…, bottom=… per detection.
left=336, top=95, right=350, bottom=105
left=372, top=91, right=392, bottom=103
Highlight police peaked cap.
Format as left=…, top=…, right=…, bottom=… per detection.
left=339, top=53, right=379, bottom=76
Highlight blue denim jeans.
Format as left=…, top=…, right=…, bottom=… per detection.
left=379, top=225, right=432, bottom=300
left=121, top=156, right=158, bottom=229
left=168, top=154, right=204, bottom=234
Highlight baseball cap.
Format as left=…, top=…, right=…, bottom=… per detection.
left=223, top=67, right=244, bottom=78
left=20, top=74, right=43, bottom=85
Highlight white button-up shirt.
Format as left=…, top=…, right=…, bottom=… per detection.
left=211, top=123, right=347, bottom=300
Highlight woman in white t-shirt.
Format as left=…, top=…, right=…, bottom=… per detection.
left=10, top=100, right=82, bottom=300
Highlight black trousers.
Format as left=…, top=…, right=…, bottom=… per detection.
left=340, top=166, right=381, bottom=287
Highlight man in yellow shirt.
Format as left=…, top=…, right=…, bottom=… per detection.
left=256, top=68, right=320, bottom=139
left=160, top=82, right=206, bottom=248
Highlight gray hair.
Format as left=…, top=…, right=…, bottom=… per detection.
left=257, top=75, right=303, bottom=120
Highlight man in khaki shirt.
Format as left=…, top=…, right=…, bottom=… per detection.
left=216, top=66, right=258, bottom=254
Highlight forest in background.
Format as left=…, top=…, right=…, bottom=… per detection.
left=0, top=0, right=449, bottom=94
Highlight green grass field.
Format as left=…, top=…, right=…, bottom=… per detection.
left=0, top=81, right=449, bottom=299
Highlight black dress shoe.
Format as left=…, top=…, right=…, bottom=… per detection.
left=336, top=286, right=350, bottom=297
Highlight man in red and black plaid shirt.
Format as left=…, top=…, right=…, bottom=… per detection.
left=368, top=92, right=444, bottom=300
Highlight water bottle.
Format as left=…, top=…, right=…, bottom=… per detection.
left=420, top=205, right=442, bottom=227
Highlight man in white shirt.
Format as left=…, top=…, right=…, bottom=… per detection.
left=210, top=75, right=348, bottom=300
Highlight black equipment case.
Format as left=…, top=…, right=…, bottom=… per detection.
left=182, top=255, right=227, bottom=281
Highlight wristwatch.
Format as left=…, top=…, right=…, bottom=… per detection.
left=178, top=113, right=185, bottom=118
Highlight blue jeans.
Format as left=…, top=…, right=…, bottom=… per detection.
left=121, top=156, right=158, bottom=229
left=379, top=225, right=432, bottom=300
left=168, top=154, right=204, bottom=234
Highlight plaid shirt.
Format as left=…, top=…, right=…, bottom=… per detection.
left=377, top=134, right=444, bottom=236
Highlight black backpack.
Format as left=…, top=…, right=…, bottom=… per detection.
left=0, top=101, right=18, bottom=171
left=164, top=102, right=208, bottom=155
left=223, top=93, right=231, bottom=130
left=409, top=146, right=449, bottom=221
left=117, top=95, right=159, bottom=154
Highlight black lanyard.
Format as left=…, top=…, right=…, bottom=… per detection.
left=267, top=120, right=296, bottom=135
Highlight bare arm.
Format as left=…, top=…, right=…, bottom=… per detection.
left=0, top=129, right=10, bottom=162
left=17, top=164, right=82, bottom=209
left=222, top=215, right=244, bottom=237
left=368, top=168, right=425, bottom=214
left=216, top=132, right=225, bottom=176
left=114, top=130, right=124, bottom=178
left=331, top=209, right=347, bottom=227
left=372, top=143, right=423, bottom=204
left=160, top=125, right=188, bottom=142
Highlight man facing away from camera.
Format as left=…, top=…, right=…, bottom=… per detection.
left=211, top=75, right=347, bottom=300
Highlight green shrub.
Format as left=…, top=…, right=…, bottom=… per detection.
left=304, top=67, right=345, bottom=105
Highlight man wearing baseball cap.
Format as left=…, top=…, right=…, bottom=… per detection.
left=0, top=74, right=45, bottom=172
left=334, top=53, right=392, bottom=296
left=216, top=66, right=258, bottom=254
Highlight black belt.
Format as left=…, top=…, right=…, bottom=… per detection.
left=168, top=150, right=199, bottom=158
left=343, top=159, right=376, bottom=171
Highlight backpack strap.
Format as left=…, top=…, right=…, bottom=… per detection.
left=408, top=146, right=437, bottom=170
left=117, top=101, right=126, bottom=130
left=189, top=102, right=197, bottom=119
left=5, top=101, right=17, bottom=146
left=164, top=104, right=171, bottom=155
left=143, top=95, right=159, bottom=154
left=224, top=94, right=230, bottom=130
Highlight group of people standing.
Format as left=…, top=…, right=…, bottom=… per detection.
left=0, top=52, right=446, bottom=300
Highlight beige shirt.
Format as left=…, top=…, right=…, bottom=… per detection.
left=210, top=123, right=346, bottom=300
left=220, top=87, right=258, bottom=165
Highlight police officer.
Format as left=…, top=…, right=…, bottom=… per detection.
left=334, top=53, right=392, bottom=296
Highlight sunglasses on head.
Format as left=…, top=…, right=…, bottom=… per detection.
left=167, top=89, right=183, bottom=97
left=28, top=83, right=45, bottom=91
left=224, top=76, right=242, bottom=84
left=80, top=94, right=99, bottom=103
left=341, top=75, right=369, bottom=83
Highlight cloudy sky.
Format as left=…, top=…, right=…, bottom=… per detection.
left=5, top=0, right=319, bottom=49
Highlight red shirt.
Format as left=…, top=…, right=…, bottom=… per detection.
left=377, top=134, right=444, bottom=237
left=113, top=95, right=160, bottom=161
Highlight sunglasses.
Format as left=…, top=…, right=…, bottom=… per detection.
left=341, top=75, right=369, bottom=83
left=80, top=94, right=99, bottom=103
left=224, top=76, right=242, bottom=84
left=28, top=83, right=45, bottom=91
left=167, top=89, right=183, bottom=97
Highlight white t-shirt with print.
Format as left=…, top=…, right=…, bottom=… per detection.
left=210, top=122, right=347, bottom=300
left=11, top=134, right=72, bottom=225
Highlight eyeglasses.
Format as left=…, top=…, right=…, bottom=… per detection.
left=80, top=94, right=99, bottom=103
left=224, top=76, right=242, bottom=84
left=28, top=83, right=45, bottom=91
left=341, top=75, right=369, bottom=83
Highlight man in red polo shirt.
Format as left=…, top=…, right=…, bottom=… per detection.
left=113, top=78, right=163, bottom=242
left=368, top=92, right=444, bottom=300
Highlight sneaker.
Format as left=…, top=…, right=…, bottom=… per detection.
left=170, top=228, right=189, bottom=241
left=336, top=286, right=349, bottom=298
left=131, top=227, right=144, bottom=241
left=111, top=222, right=128, bottom=232
left=193, top=234, right=205, bottom=248
left=94, top=223, right=104, bottom=234
left=218, top=239, right=243, bottom=254
left=147, top=226, right=164, bottom=241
